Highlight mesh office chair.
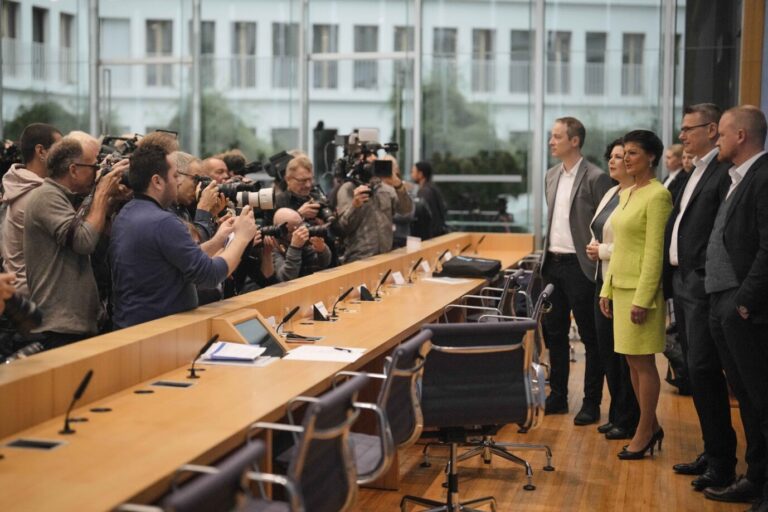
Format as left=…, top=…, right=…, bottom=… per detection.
left=244, top=373, right=369, bottom=512
left=116, top=441, right=266, bottom=512
left=334, top=330, right=432, bottom=484
left=400, top=321, right=548, bottom=512
left=442, top=269, right=523, bottom=322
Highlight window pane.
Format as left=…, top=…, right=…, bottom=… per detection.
left=354, top=25, right=378, bottom=89
left=231, top=22, right=256, bottom=88
left=272, top=22, right=298, bottom=88
left=312, top=24, right=338, bottom=89
left=585, top=32, right=606, bottom=95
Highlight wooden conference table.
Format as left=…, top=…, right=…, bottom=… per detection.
left=0, top=232, right=532, bottom=511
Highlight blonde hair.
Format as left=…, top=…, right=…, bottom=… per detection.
left=285, top=155, right=313, bottom=178
left=668, top=143, right=683, bottom=158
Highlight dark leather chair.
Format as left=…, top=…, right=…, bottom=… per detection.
left=244, top=373, right=369, bottom=512
left=116, top=441, right=266, bottom=512
left=401, top=320, right=549, bottom=512
left=443, top=269, right=523, bottom=322
left=335, top=329, right=432, bottom=484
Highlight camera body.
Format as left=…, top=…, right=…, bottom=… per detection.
left=308, top=185, right=337, bottom=224
left=260, top=222, right=288, bottom=238
left=194, top=175, right=276, bottom=211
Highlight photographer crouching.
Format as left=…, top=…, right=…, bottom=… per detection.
left=109, top=142, right=260, bottom=329
left=335, top=149, right=412, bottom=263
left=271, top=208, right=331, bottom=282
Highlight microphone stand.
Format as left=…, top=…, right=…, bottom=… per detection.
left=188, top=334, right=219, bottom=379
left=474, top=235, right=486, bottom=254
left=276, top=306, right=300, bottom=336
left=374, top=269, right=391, bottom=299
left=331, top=287, right=354, bottom=319
left=407, top=257, right=424, bottom=284
left=59, top=369, right=94, bottom=435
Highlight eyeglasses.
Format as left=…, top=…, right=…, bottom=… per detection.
left=73, top=163, right=100, bottom=171
left=287, top=176, right=313, bottom=184
left=679, top=122, right=711, bottom=134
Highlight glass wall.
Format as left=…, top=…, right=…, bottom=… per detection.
left=0, top=0, right=688, bottom=238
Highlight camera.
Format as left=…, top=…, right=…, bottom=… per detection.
left=308, top=185, right=337, bottom=224
left=260, top=222, right=288, bottom=238
left=331, top=130, right=398, bottom=187
left=195, top=175, right=275, bottom=211
left=307, top=225, right=328, bottom=238
left=3, top=294, right=43, bottom=335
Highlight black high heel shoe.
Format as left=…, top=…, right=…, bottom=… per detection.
left=617, top=428, right=664, bottom=460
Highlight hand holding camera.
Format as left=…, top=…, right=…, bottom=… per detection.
left=291, top=225, right=310, bottom=249
left=197, top=180, right=226, bottom=216
left=298, top=201, right=320, bottom=219
left=352, top=185, right=371, bottom=207
left=310, top=236, right=326, bottom=253
left=233, top=205, right=259, bottom=241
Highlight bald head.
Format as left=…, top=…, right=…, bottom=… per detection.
left=67, top=131, right=100, bottom=156
left=201, top=157, right=229, bottom=184
left=718, top=106, right=768, bottom=166
left=273, top=208, right=303, bottom=230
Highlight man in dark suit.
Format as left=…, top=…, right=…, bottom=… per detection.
left=701, top=106, right=768, bottom=510
left=664, top=104, right=737, bottom=491
left=542, top=117, right=613, bottom=425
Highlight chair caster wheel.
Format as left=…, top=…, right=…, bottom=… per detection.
left=523, top=484, right=536, bottom=491
left=421, top=462, right=431, bottom=468
left=543, top=465, right=555, bottom=472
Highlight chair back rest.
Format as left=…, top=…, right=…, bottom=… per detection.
left=378, top=330, right=431, bottom=448
left=289, top=373, right=368, bottom=512
left=420, top=321, right=536, bottom=430
left=163, top=441, right=265, bottom=512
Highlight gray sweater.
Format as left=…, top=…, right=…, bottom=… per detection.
left=24, top=179, right=102, bottom=335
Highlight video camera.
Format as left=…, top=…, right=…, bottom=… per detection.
left=242, top=150, right=294, bottom=183
left=194, top=175, right=275, bottom=212
left=332, top=129, right=398, bottom=188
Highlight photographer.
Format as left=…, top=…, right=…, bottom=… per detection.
left=201, top=156, right=230, bottom=184
left=276, top=155, right=324, bottom=221
left=24, top=137, right=124, bottom=350
left=1, top=123, right=61, bottom=296
left=109, top=142, right=259, bottom=329
left=271, top=208, right=331, bottom=282
left=174, top=151, right=226, bottom=242
left=335, top=156, right=413, bottom=263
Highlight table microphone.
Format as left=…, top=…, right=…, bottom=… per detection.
left=459, top=243, right=472, bottom=254
left=474, top=235, right=486, bottom=254
left=433, top=249, right=450, bottom=271
left=374, top=269, right=391, bottom=299
left=276, top=306, right=300, bottom=335
left=59, top=369, right=93, bottom=435
left=331, top=287, right=354, bottom=318
left=407, top=257, right=424, bottom=283
left=188, top=334, right=219, bottom=379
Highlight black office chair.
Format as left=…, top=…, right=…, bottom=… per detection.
left=443, top=269, right=523, bottom=322
left=116, top=441, right=266, bottom=512
left=244, top=373, right=369, bottom=512
left=334, top=330, right=432, bottom=484
left=401, top=320, right=549, bottom=512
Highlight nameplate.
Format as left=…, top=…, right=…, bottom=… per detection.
left=313, top=302, right=330, bottom=321
left=391, top=271, right=406, bottom=285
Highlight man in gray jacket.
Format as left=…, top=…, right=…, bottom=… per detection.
left=24, top=136, right=123, bottom=350
left=542, top=116, right=613, bottom=425
left=272, top=207, right=331, bottom=281
left=1, top=123, right=61, bottom=296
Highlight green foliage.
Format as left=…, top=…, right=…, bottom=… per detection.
left=4, top=100, right=80, bottom=140
left=167, top=92, right=272, bottom=160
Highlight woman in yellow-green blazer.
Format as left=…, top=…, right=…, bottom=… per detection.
left=599, top=130, right=672, bottom=461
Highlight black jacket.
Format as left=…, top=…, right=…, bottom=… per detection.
left=717, top=153, right=768, bottom=322
left=662, top=156, right=731, bottom=298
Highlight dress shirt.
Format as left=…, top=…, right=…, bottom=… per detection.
left=668, top=147, right=718, bottom=266
left=726, top=151, right=767, bottom=199
left=548, top=158, right=582, bottom=254
left=663, top=169, right=682, bottom=188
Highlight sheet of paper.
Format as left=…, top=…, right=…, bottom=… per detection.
left=203, top=341, right=266, bottom=362
left=421, top=277, right=473, bottom=285
left=199, top=356, right=277, bottom=368
left=283, top=345, right=365, bottom=363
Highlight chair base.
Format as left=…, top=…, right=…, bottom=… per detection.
left=421, top=436, right=554, bottom=490
left=403, top=444, right=497, bottom=512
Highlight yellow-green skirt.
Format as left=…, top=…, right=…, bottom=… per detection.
left=612, top=287, right=666, bottom=355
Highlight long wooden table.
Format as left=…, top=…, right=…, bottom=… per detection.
left=0, top=233, right=532, bottom=511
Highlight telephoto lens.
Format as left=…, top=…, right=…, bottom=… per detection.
left=307, top=225, right=328, bottom=238
left=260, top=222, right=288, bottom=238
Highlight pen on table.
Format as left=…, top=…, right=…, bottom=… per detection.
left=333, top=346, right=352, bottom=353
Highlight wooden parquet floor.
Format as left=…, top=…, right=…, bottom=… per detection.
left=357, top=344, right=748, bottom=512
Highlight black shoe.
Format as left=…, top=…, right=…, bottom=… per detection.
left=617, top=429, right=663, bottom=460
left=545, top=396, right=568, bottom=415
left=703, top=476, right=761, bottom=503
left=605, top=426, right=635, bottom=440
left=597, top=422, right=613, bottom=434
left=691, top=467, right=736, bottom=492
left=673, top=452, right=708, bottom=475
left=573, top=404, right=600, bottom=425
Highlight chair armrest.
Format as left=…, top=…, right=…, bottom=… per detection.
left=245, top=471, right=305, bottom=512
left=431, top=343, right=524, bottom=355
left=461, top=294, right=501, bottom=302
left=444, top=304, right=501, bottom=314
left=335, top=370, right=386, bottom=382
left=249, top=421, right=304, bottom=435
left=170, top=464, right=219, bottom=490
left=114, top=505, right=163, bottom=512
left=352, top=401, right=395, bottom=485
left=477, top=314, right=534, bottom=323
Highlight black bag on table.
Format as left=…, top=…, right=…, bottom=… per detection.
left=433, top=255, right=501, bottom=279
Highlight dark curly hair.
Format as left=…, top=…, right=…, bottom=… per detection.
left=623, top=130, right=664, bottom=168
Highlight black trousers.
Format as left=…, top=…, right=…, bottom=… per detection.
left=35, top=331, right=90, bottom=352
left=710, top=289, right=768, bottom=489
left=594, top=277, right=639, bottom=430
left=542, top=253, right=602, bottom=406
left=673, top=269, right=736, bottom=469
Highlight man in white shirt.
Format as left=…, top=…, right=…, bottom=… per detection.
left=701, top=106, right=768, bottom=508
left=663, top=103, right=737, bottom=491
left=541, top=117, right=613, bottom=425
